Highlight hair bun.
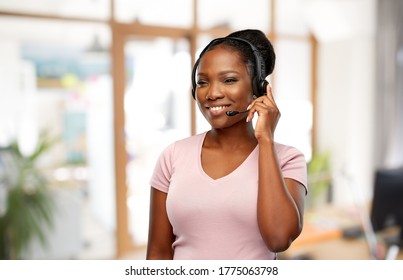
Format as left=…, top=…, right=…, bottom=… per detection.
left=226, top=29, right=276, bottom=76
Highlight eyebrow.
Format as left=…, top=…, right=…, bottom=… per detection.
left=197, top=70, right=241, bottom=77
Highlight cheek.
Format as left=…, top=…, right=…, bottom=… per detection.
left=195, top=94, right=206, bottom=111
left=196, top=99, right=209, bottom=118
left=195, top=87, right=206, bottom=102
left=196, top=100, right=203, bottom=111
left=230, top=77, right=253, bottom=97
left=230, top=85, right=253, bottom=103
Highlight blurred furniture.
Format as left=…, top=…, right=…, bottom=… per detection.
left=279, top=204, right=403, bottom=260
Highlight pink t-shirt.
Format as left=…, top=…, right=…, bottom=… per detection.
left=150, top=132, right=307, bottom=260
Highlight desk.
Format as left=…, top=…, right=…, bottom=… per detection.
left=279, top=204, right=403, bottom=260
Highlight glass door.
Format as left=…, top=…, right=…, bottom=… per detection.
left=122, top=35, right=191, bottom=250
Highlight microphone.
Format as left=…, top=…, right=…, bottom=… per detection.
left=226, top=109, right=250, bottom=116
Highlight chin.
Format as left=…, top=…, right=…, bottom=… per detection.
left=209, top=121, right=234, bottom=130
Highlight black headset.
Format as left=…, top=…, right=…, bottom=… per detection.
left=191, top=37, right=269, bottom=99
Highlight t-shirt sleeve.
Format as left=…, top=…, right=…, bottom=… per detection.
left=279, top=145, right=308, bottom=193
left=149, top=142, right=175, bottom=193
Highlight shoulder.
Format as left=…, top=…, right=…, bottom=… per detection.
left=150, top=133, right=205, bottom=193
left=170, top=132, right=205, bottom=153
left=158, top=132, right=205, bottom=158
left=274, top=142, right=306, bottom=166
left=175, top=132, right=205, bottom=146
left=274, top=142, right=308, bottom=190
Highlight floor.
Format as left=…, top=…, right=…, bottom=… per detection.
left=77, top=196, right=147, bottom=260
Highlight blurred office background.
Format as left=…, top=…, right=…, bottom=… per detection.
left=0, top=0, right=402, bottom=260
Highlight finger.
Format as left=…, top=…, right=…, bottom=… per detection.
left=246, top=100, right=269, bottom=122
left=254, top=96, right=272, bottom=109
left=246, top=99, right=262, bottom=122
left=266, top=81, right=272, bottom=95
left=246, top=104, right=256, bottom=122
left=265, top=82, right=276, bottom=104
left=262, top=84, right=279, bottom=111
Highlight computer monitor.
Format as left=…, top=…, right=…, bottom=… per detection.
left=370, top=167, right=403, bottom=247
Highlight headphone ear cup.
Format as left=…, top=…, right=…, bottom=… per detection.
left=254, top=79, right=268, bottom=97
left=260, top=80, right=269, bottom=95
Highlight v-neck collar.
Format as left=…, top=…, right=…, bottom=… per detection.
left=197, top=132, right=258, bottom=183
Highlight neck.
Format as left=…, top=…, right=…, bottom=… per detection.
left=206, top=123, right=257, bottom=149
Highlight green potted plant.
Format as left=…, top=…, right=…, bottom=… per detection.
left=0, top=131, right=57, bottom=259
left=307, top=151, right=332, bottom=209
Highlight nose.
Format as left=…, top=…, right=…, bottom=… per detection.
left=205, top=82, right=224, bottom=100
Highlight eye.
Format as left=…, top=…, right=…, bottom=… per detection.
left=196, top=80, right=208, bottom=87
left=224, top=77, right=238, bottom=84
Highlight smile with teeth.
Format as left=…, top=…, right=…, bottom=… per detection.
left=208, top=105, right=229, bottom=111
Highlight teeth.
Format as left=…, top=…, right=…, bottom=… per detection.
left=209, top=106, right=227, bottom=111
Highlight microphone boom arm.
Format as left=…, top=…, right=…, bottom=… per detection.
left=226, top=109, right=250, bottom=116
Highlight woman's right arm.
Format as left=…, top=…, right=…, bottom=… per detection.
left=146, top=187, right=175, bottom=260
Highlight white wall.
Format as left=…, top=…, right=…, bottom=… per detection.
left=314, top=0, right=377, bottom=206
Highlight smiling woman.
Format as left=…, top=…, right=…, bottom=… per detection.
left=146, top=29, right=308, bottom=260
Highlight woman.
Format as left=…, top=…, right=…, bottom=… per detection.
left=146, top=29, right=307, bottom=260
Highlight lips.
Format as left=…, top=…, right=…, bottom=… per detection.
left=206, top=105, right=230, bottom=116
left=208, top=105, right=230, bottom=111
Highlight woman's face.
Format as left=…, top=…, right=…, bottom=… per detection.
left=195, top=45, right=254, bottom=128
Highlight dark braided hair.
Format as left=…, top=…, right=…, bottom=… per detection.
left=226, top=29, right=276, bottom=77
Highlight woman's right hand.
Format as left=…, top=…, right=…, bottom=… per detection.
left=246, top=83, right=281, bottom=141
